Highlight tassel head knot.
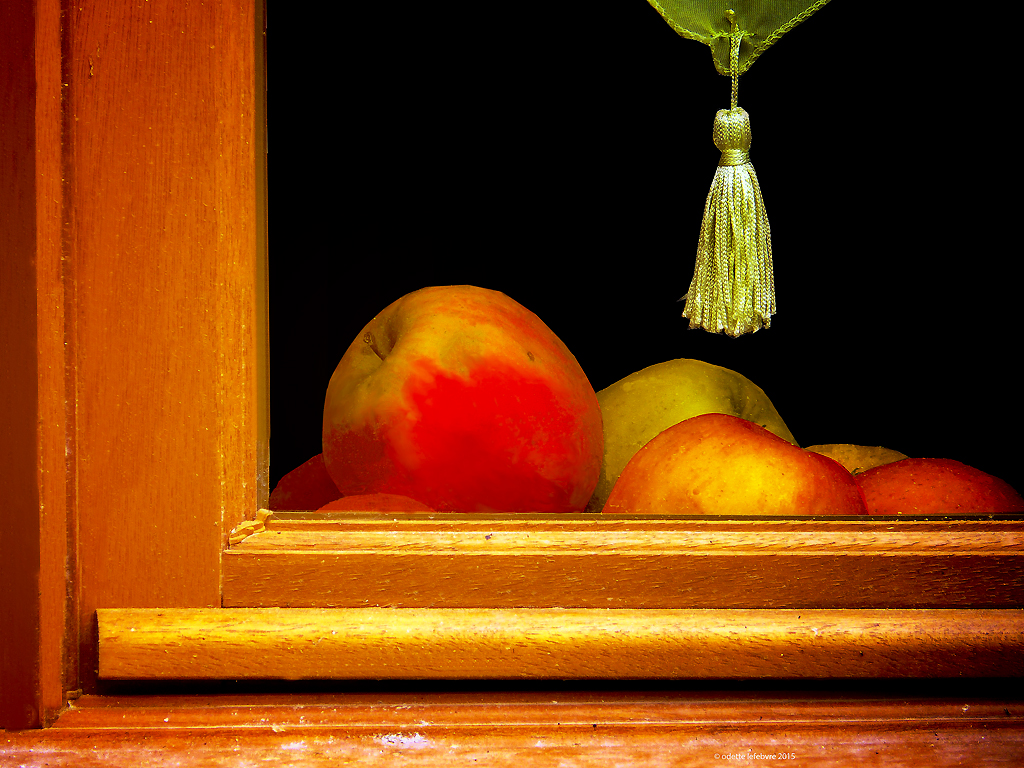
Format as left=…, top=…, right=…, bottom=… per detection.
left=681, top=105, right=774, bottom=337
left=714, top=107, right=752, bottom=166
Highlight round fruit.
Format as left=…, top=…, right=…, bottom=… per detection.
left=317, top=493, right=434, bottom=512
left=268, top=453, right=341, bottom=510
left=587, top=358, right=796, bottom=512
left=855, top=458, right=1024, bottom=515
left=322, top=285, right=603, bottom=513
left=603, top=413, right=867, bottom=516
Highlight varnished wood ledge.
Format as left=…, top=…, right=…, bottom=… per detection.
left=97, top=607, right=1024, bottom=681
left=224, top=513, right=1024, bottom=609
left=7, top=688, right=1024, bottom=767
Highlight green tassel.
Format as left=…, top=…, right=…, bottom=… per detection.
left=681, top=10, right=775, bottom=337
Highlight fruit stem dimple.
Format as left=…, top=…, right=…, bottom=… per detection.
left=363, top=332, right=385, bottom=361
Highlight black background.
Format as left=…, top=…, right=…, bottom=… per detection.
left=268, top=2, right=1021, bottom=500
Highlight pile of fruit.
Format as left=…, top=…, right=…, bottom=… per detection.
left=270, top=285, right=1024, bottom=516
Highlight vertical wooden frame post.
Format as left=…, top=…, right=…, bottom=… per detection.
left=0, top=0, right=66, bottom=729
left=255, top=0, right=271, bottom=511
left=2, top=0, right=264, bottom=722
left=63, top=0, right=262, bottom=691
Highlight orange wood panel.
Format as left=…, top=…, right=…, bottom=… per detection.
left=0, top=0, right=69, bottom=729
left=64, top=0, right=261, bottom=691
left=223, top=514, right=1024, bottom=609
left=3, top=688, right=1023, bottom=766
left=254, top=0, right=270, bottom=511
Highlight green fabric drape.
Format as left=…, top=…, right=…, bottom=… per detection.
left=646, top=0, right=832, bottom=76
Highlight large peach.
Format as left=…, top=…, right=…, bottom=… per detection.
left=855, top=458, right=1024, bottom=515
left=322, top=285, right=603, bottom=512
left=603, top=413, right=867, bottom=515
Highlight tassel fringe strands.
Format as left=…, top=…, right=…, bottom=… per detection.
left=681, top=10, right=775, bottom=336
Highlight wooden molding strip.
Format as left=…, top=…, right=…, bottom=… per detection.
left=8, top=689, right=1024, bottom=766
left=97, top=607, right=1024, bottom=680
left=223, top=514, right=1024, bottom=609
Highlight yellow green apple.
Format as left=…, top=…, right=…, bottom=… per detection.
left=586, top=358, right=797, bottom=512
left=804, top=444, right=907, bottom=476
left=322, top=285, right=603, bottom=513
left=602, top=413, right=867, bottom=515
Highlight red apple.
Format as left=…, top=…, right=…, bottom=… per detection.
left=322, top=285, right=603, bottom=513
left=317, top=493, right=435, bottom=512
left=602, top=413, right=868, bottom=515
left=268, top=453, right=342, bottom=510
left=855, top=457, right=1024, bottom=515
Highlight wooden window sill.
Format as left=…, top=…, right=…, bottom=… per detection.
left=94, top=512, right=1024, bottom=683
left=223, top=512, right=1024, bottom=609
left=4, top=685, right=1024, bottom=766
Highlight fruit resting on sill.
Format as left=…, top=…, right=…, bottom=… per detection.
left=270, top=443, right=1024, bottom=517
left=268, top=285, right=1022, bottom=517
left=268, top=453, right=340, bottom=511
left=586, top=358, right=796, bottom=513
left=855, top=458, right=1024, bottom=515
left=601, top=413, right=868, bottom=516
left=321, top=285, right=603, bottom=513
left=267, top=461, right=434, bottom=512
left=316, top=493, right=435, bottom=512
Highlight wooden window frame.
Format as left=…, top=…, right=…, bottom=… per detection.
left=98, top=512, right=1024, bottom=682
left=3, top=0, right=1022, bottom=732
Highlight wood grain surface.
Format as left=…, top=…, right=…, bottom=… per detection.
left=3, top=0, right=266, bottom=716
left=63, top=0, right=262, bottom=691
left=4, top=688, right=1023, bottom=766
left=224, top=513, right=1024, bottom=609
left=96, top=606, right=1024, bottom=680
left=0, top=0, right=68, bottom=729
